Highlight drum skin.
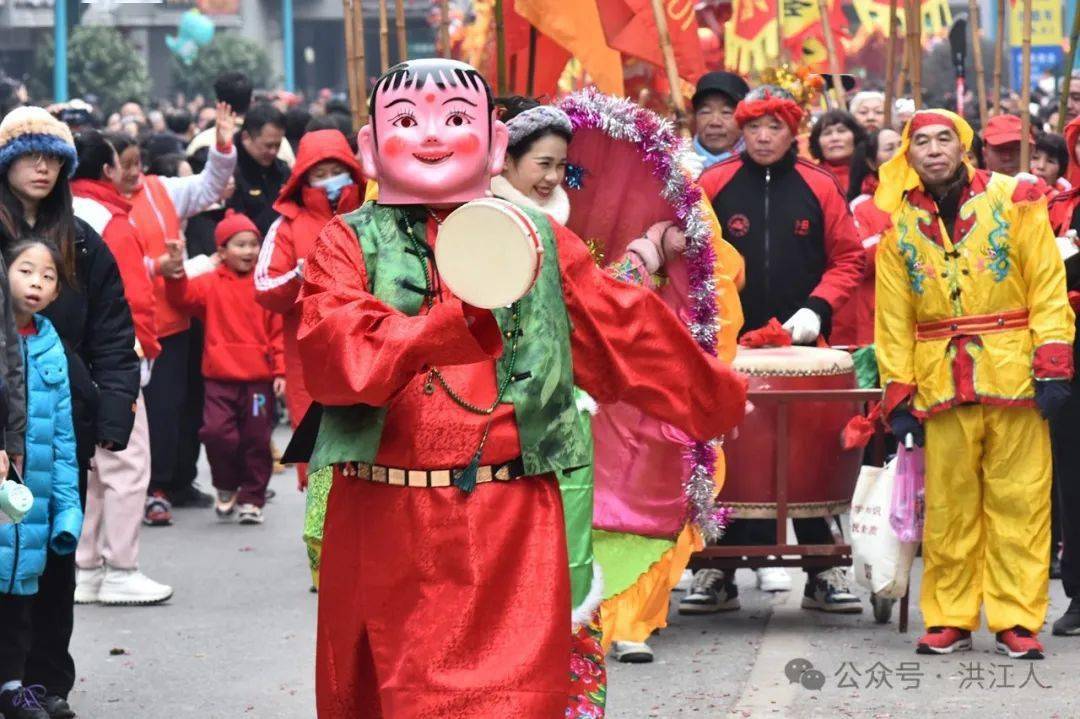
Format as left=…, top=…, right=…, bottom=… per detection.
left=434, top=198, right=543, bottom=309
left=720, top=347, right=863, bottom=518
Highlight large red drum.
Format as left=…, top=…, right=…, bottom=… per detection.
left=720, top=346, right=863, bottom=518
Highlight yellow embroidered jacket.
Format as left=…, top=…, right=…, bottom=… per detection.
left=875, top=170, right=1075, bottom=417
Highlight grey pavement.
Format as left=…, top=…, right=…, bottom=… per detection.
left=70, top=433, right=1080, bottom=718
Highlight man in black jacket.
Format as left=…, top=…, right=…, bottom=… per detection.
left=228, top=103, right=290, bottom=235
left=681, top=85, right=866, bottom=617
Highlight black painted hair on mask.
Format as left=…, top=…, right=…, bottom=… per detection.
left=367, top=59, right=494, bottom=145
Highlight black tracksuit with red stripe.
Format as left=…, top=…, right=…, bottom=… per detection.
left=699, top=149, right=864, bottom=339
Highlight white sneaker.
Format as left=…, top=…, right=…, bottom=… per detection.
left=237, top=504, right=264, bottom=525
left=74, top=566, right=105, bottom=604
left=97, top=567, right=173, bottom=606
left=610, top=640, right=654, bottom=663
left=674, top=568, right=694, bottom=592
left=757, top=566, right=792, bottom=592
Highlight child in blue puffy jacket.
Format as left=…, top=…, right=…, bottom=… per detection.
left=0, top=239, right=80, bottom=718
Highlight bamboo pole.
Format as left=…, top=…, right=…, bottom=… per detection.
left=395, top=0, right=407, bottom=62
left=355, top=0, right=369, bottom=124
left=883, top=0, right=899, bottom=128
left=648, top=0, right=689, bottom=127
left=895, top=7, right=909, bottom=110
left=526, top=26, right=538, bottom=97
left=775, top=0, right=785, bottom=63
left=378, top=0, right=390, bottom=73
left=1057, top=4, right=1080, bottom=134
left=1018, top=0, right=1032, bottom=171
left=439, top=0, right=451, bottom=58
left=494, top=0, right=507, bottom=94
left=991, top=0, right=1004, bottom=116
left=817, top=0, right=847, bottom=111
left=906, top=0, right=922, bottom=109
left=968, top=0, right=988, bottom=129
left=342, top=0, right=366, bottom=128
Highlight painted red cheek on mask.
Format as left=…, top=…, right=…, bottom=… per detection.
left=452, top=133, right=481, bottom=155
left=382, top=135, right=408, bottom=158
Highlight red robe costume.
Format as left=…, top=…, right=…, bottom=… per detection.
left=299, top=214, right=745, bottom=718
left=254, top=130, right=364, bottom=487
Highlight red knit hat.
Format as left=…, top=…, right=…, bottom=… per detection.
left=214, top=210, right=260, bottom=247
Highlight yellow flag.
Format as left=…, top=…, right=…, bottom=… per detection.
left=852, top=0, right=952, bottom=37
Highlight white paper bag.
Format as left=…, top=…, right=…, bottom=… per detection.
left=851, top=460, right=917, bottom=600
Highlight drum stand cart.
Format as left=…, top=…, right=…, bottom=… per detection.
left=690, top=387, right=911, bottom=632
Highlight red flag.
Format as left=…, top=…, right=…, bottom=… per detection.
left=780, top=0, right=849, bottom=71
left=502, top=8, right=571, bottom=97
left=473, top=4, right=571, bottom=98
left=596, top=0, right=708, bottom=83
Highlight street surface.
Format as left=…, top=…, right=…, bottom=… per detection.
left=70, top=429, right=1079, bottom=718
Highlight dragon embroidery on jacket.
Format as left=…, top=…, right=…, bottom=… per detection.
left=897, top=217, right=927, bottom=295
left=982, top=198, right=1011, bottom=282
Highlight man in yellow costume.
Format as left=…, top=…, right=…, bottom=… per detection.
left=875, top=110, right=1075, bottom=660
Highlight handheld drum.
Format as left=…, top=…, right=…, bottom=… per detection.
left=434, top=198, right=544, bottom=309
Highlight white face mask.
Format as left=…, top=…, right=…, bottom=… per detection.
left=311, top=172, right=354, bottom=202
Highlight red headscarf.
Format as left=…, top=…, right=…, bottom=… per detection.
left=734, top=91, right=804, bottom=135
left=907, top=111, right=959, bottom=136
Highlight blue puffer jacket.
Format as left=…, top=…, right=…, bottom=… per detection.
left=0, top=315, right=81, bottom=595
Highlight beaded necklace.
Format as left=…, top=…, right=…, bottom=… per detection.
left=401, top=210, right=523, bottom=492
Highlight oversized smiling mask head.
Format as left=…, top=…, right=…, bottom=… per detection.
left=359, top=59, right=509, bottom=206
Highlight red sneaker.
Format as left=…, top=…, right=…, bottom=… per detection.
left=916, top=626, right=972, bottom=655
left=995, top=627, right=1044, bottom=660
left=143, top=491, right=173, bottom=527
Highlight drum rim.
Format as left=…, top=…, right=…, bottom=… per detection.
left=435, top=197, right=544, bottom=308
left=734, top=365, right=854, bottom=378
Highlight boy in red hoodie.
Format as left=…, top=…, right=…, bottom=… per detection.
left=166, top=211, right=285, bottom=524
left=254, top=129, right=363, bottom=489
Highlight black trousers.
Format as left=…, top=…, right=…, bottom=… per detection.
left=145, top=330, right=192, bottom=497
left=175, top=321, right=206, bottom=489
left=718, top=517, right=837, bottom=578
left=1051, top=378, right=1080, bottom=599
left=0, top=592, right=33, bottom=682
left=22, top=550, right=76, bottom=698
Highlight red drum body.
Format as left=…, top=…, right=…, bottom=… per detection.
left=720, top=347, right=862, bottom=518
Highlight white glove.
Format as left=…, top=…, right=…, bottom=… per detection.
left=678, top=149, right=705, bottom=180
left=782, top=308, right=822, bottom=345
left=1057, top=230, right=1079, bottom=261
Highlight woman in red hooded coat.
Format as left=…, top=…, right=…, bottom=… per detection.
left=254, top=129, right=364, bottom=487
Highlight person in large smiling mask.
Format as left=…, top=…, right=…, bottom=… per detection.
left=294, top=59, right=747, bottom=718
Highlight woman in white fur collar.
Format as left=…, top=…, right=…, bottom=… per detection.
left=491, top=97, right=685, bottom=276
left=491, top=96, right=688, bottom=667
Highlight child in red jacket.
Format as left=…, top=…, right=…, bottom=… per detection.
left=165, top=211, right=285, bottom=524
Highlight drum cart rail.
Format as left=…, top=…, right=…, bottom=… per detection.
left=690, top=387, right=910, bottom=632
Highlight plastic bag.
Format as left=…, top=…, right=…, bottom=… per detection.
left=889, top=444, right=925, bottom=543
left=851, top=460, right=917, bottom=599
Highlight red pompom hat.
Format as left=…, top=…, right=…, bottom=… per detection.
left=214, top=209, right=261, bottom=247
